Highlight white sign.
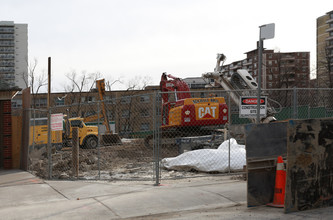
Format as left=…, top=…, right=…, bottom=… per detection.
left=260, top=23, right=275, bottom=40
left=239, top=96, right=267, bottom=118
left=51, top=113, right=63, bottom=131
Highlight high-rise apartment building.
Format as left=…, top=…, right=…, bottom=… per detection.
left=317, top=10, right=333, bottom=88
left=220, top=48, right=310, bottom=89
left=0, top=21, right=28, bottom=90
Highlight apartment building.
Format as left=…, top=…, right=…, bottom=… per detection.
left=220, top=48, right=310, bottom=89
left=0, top=21, right=28, bottom=90
left=317, top=10, right=333, bottom=88
left=0, top=21, right=28, bottom=169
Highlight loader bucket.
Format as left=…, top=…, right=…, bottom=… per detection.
left=102, top=133, right=122, bottom=146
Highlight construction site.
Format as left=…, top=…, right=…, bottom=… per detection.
left=0, top=47, right=333, bottom=217
left=1, top=3, right=333, bottom=218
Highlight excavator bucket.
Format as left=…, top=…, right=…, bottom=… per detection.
left=101, top=133, right=122, bottom=146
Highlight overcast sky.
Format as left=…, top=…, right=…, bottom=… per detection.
left=1, top=0, right=331, bottom=91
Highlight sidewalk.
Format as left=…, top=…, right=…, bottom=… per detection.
left=0, top=170, right=332, bottom=219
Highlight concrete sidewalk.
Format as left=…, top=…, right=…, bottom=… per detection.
left=0, top=170, right=332, bottom=219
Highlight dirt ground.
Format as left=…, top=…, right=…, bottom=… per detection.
left=28, top=139, right=224, bottom=181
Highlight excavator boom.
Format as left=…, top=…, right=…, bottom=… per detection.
left=203, top=53, right=278, bottom=123
left=96, top=78, right=122, bottom=145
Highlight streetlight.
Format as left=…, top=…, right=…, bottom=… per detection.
left=257, top=23, right=275, bottom=124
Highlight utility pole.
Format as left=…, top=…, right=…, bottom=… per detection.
left=47, top=57, right=52, bottom=179
left=257, top=23, right=275, bottom=124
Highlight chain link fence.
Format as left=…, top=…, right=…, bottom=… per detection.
left=23, top=88, right=333, bottom=184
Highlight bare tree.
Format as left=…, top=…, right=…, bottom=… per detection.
left=126, top=75, right=152, bottom=91
left=22, top=58, right=47, bottom=108
left=105, top=77, right=123, bottom=91
left=317, top=42, right=333, bottom=88
left=64, top=70, right=97, bottom=117
left=116, top=75, right=153, bottom=137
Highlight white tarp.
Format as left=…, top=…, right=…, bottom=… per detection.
left=161, top=138, right=246, bottom=172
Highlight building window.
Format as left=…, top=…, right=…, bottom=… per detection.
left=140, top=123, right=150, bottom=131
left=55, top=98, right=65, bottom=106
left=104, top=95, right=115, bottom=104
left=122, top=109, right=130, bottom=118
left=140, top=95, right=150, bottom=103
left=107, top=111, right=114, bottom=120
left=140, top=109, right=149, bottom=117
left=121, top=96, right=131, bottom=104
left=121, top=124, right=131, bottom=131
left=81, top=96, right=95, bottom=103
left=35, top=98, right=47, bottom=107
left=11, top=99, right=22, bottom=108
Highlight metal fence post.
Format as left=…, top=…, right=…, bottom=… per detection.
left=97, top=101, right=101, bottom=180
left=30, top=108, right=36, bottom=172
left=72, top=127, right=79, bottom=179
left=154, top=92, right=161, bottom=186
left=228, top=91, right=231, bottom=173
left=293, top=87, right=298, bottom=119
left=47, top=108, right=52, bottom=179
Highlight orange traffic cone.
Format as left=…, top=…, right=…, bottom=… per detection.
left=267, top=156, right=286, bottom=208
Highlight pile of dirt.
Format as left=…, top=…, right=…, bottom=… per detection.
left=28, top=139, right=182, bottom=180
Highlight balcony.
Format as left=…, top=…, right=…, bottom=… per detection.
left=281, top=56, right=295, bottom=60
left=0, top=41, right=14, bottom=46
left=326, top=18, right=333, bottom=24
left=243, top=60, right=253, bottom=66
left=0, top=74, right=15, bottom=81
left=0, top=61, right=15, bottom=67
left=229, top=63, right=242, bottom=70
left=0, top=28, right=14, bottom=33
left=0, top=34, right=14, bottom=40
left=0, top=48, right=14, bottom=53
left=0, top=54, right=15, bottom=59
left=0, top=67, right=15, bottom=73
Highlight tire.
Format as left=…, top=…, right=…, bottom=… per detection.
left=85, top=136, right=98, bottom=149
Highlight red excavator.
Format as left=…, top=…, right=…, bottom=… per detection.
left=160, top=72, right=228, bottom=129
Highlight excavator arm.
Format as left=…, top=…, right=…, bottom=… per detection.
left=96, top=79, right=112, bottom=134
left=203, top=53, right=278, bottom=123
left=160, top=72, right=191, bottom=103
left=95, top=78, right=122, bottom=145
